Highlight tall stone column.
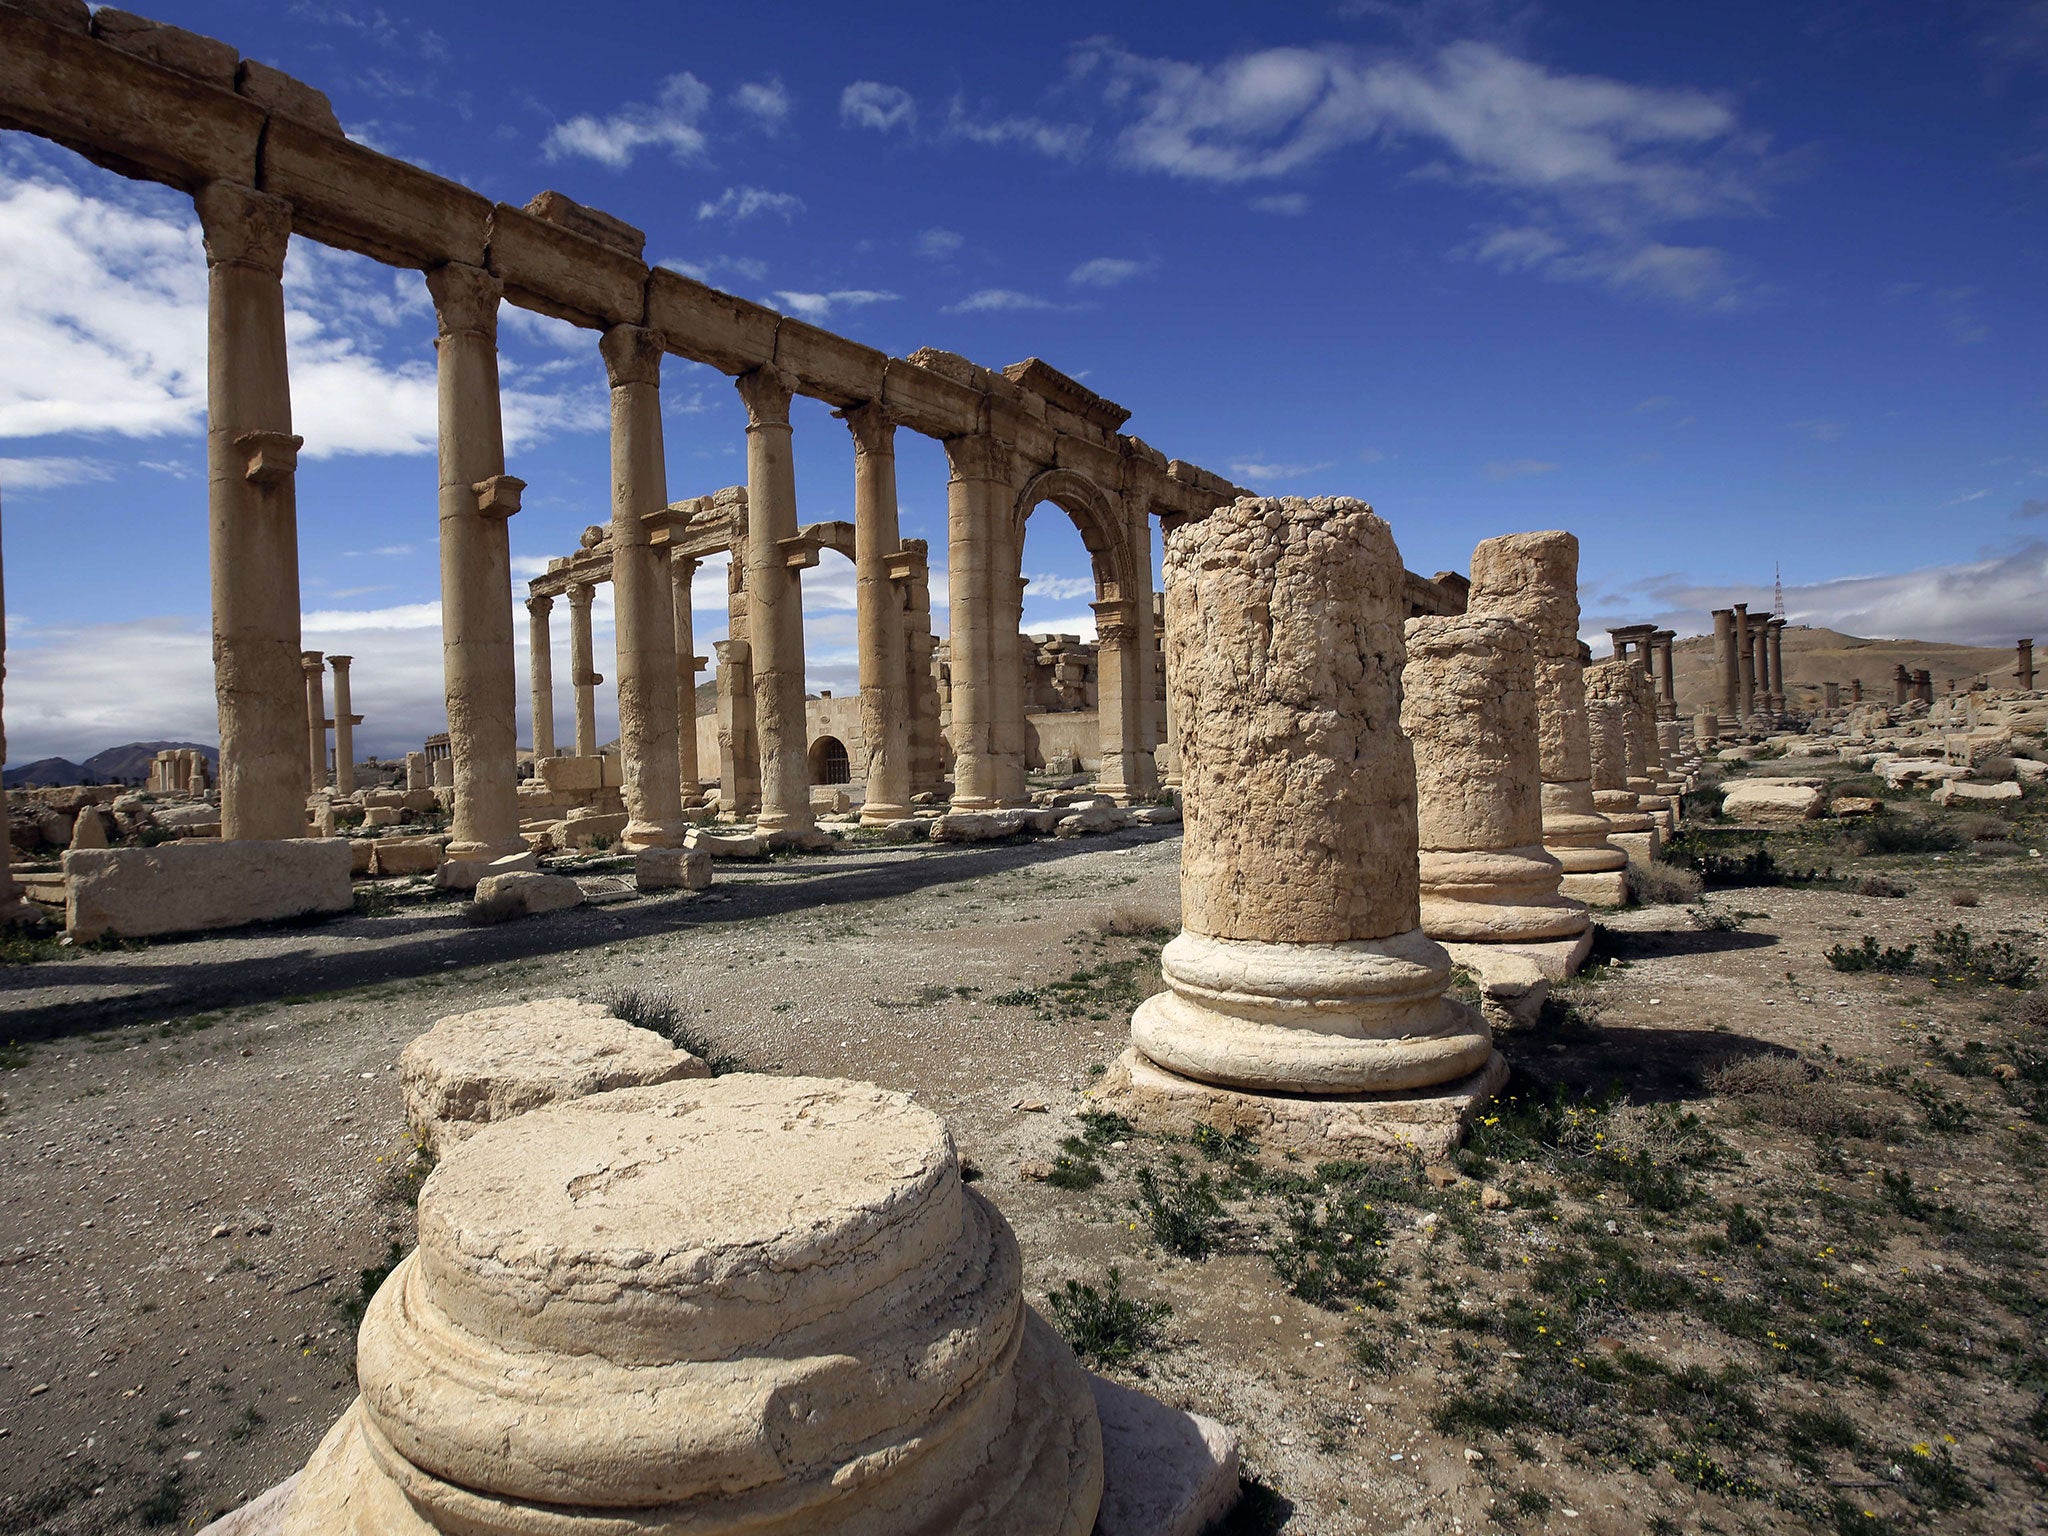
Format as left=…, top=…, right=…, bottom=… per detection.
left=1123, top=497, right=1161, bottom=801
left=714, top=638, right=759, bottom=814
left=942, top=434, right=1009, bottom=810
left=1092, top=597, right=1146, bottom=803
left=526, top=597, right=556, bottom=762
left=198, top=182, right=306, bottom=843
left=1733, top=603, right=1755, bottom=719
left=992, top=571, right=1029, bottom=804
left=0, top=493, right=40, bottom=925
left=1099, top=496, right=1499, bottom=1159
left=2021, top=638, right=2037, bottom=691
left=1767, top=617, right=1787, bottom=711
left=603, top=326, right=686, bottom=849
left=1402, top=614, right=1588, bottom=990
left=329, top=655, right=357, bottom=796
left=1712, top=608, right=1738, bottom=718
left=567, top=584, right=600, bottom=758
left=1653, top=629, right=1678, bottom=718
left=302, top=649, right=328, bottom=794
left=425, top=262, right=528, bottom=880
left=1467, top=532, right=1629, bottom=907
left=1584, top=660, right=1658, bottom=867
left=1751, top=624, right=1771, bottom=715
left=843, top=403, right=911, bottom=825
left=898, top=541, right=945, bottom=797
left=670, top=554, right=702, bottom=798
left=734, top=365, right=819, bottom=843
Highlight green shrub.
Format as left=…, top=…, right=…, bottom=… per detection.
left=1134, top=1157, right=1225, bottom=1259
left=1045, top=1266, right=1171, bottom=1367
left=1826, top=936, right=1918, bottom=974
left=1851, top=818, right=1961, bottom=856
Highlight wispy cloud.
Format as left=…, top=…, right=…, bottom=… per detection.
left=841, top=81, right=917, bottom=134
left=1944, top=488, right=1992, bottom=507
left=657, top=254, right=769, bottom=285
left=1023, top=573, right=1098, bottom=601
left=696, top=186, right=805, bottom=223
left=915, top=227, right=964, bottom=259
left=945, top=97, right=1090, bottom=160
left=945, top=288, right=1061, bottom=314
left=0, top=455, right=111, bottom=491
left=1483, top=457, right=1559, bottom=481
left=1069, top=256, right=1156, bottom=287
left=1228, top=458, right=1336, bottom=481
left=542, top=73, right=711, bottom=167
left=731, top=78, right=791, bottom=133
left=1792, top=419, right=1845, bottom=443
left=769, top=289, right=899, bottom=323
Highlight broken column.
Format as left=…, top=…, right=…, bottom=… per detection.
left=280, top=1075, right=1106, bottom=1535
left=329, top=655, right=357, bottom=796
left=1467, top=532, right=1630, bottom=908
left=2019, top=638, right=2035, bottom=691
left=1584, top=659, right=1658, bottom=868
left=845, top=402, right=912, bottom=825
left=301, top=649, right=327, bottom=794
left=1097, top=497, right=1500, bottom=1160
left=567, top=582, right=600, bottom=758
left=527, top=596, right=556, bottom=762
left=1767, top=616, right=1788, bottom=712
left=1401, top=613, right=1591, bottom=1004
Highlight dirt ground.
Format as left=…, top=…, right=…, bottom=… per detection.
left=1, top=770, right=2045, bottom=1535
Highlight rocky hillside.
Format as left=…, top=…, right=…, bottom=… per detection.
left=4, top=741, right=218, bottom=789
left=1666, top=626, right=2025, bottom=713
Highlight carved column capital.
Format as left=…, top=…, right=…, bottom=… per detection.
left=425, top=262, right=503, bottom=341
left=300, top=650, right=324, bottom=674
left=567, top=582, right=594, bottom=612
left=526, top=595, right=555, bottom=618
left=734, top=364, right=797, bottom=429
left=600, top=324, right=667, bottom=389
left=837, top=400, right=896, bottom=458
left=196, top=182, right=291, bottom=275
left=328, top=654, right=354, bottom=670
left=944, top=432, right=1015, bottom=486
left=670, top=552, right=700, bottom=581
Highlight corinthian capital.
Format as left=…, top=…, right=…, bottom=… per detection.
left=734, top=364, right=797, bottom=429
left=425, top=262, right=503, bottom=341
left=601, top=324, right=667, bottom=389
left=837, top=400, right=896, bottom=458
left=944, top=433, right=1015, bottom=486
left=195, top=182, right=291, bottom=275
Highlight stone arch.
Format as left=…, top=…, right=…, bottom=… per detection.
left=807, top=734, right=851, bottom=785
left=1011, top=466, right=1135, bottom=602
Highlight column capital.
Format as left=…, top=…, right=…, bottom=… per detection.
left=600, top=324, right=667, bottom=389
left=567, top=581, right=595, bottom=611
left=670, top=551, right=700, bottom=580
left=1092, top=596, right=1136, bottom=647
left=734, top=363, right=797, bottom=429
left=300, top=649, right=324, bottom=673
left=196, top=182, right=291, bottom=275
left=943, top=432, right=1016, bottom=486
left=426, top=262, right=503, bottom=341
left=526, top=594, right=554, bottom=618
left=328, top=654, right=354, bottom=669
left=837, top=399, right=897, bottom=458
left=472, top=473, right=525, bottom=519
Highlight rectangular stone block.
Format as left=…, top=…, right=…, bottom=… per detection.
left=538, top=755, right=603, bottom=793
left=260, top=115, right=490, bottom=268
left=772, top=317, right=885, bottom=407
left=370, top=837, right=446, bottom=876
left=92, top=8, right=238, bottom=86
left=880, top=355, right=981, bottom=439
left=644, top=266, right=778, bottom=375
left=488, top=201, right=646, bottom=329
left=63, top=838, right=351, bottom=941
left=558, top=812, right=629, bottom=848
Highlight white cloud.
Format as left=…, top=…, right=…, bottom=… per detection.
left=696, top=186, right=806, bottom=223
left=945, top=98, right=1091, bottom=160
left=732, top=78, right=792, bottom=133
left=945, top=288, right=1060, bottom=314
left=1024, top=573, right=1098, bottom=601
left=542, top=73, right=712, bottom=167
left=1482, top=457, right=1559, bottom=481
left=0, top=455, right=112, bottom=491
left=1069, top=256, right=1155, bottom=287
left=1792, top=419, right=1845, bottom=443
left=769, top=289, right=900, bottom=323
left=916, top=227, right=964, bottom=258
left=1228, top=458, right=1337, bottom=481
left=841, top=81, right=917, bottom=134
left=301, top=602, right=444, bottom=632
left=1249, top=192, right=1310, bottom=215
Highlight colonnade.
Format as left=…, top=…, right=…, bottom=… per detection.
left=1711, top=603, right=1790, bottom=720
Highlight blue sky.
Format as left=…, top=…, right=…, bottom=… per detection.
left=1, top=0, right=2043, bottom=760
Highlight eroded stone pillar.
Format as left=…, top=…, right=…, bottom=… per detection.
left=899, top=540, right=945, bottom=798
left=1733, top=603, right=1755, bottom=719
left=735, top=365, right=820, bottom=843
left=603, top=325, right=685, bottom=849
left=942, top=434, right=1009, bottom=810
left=993, top=573, right=1029, bottom=805
left=526, top=597, right=556, bottom=762
left=329, top=655, right=357, bottom=796
left=1402, top=614, right=1588, bottom=985
left=844, top=403, right=911, bottom=825
left=199, top=182, right=306, bottom=842
left=1092, top=597, right=1146, bottom=803
left=1653, top=629, right=1678, bottom=718
left=567, top=583, right=599, bottom=758
left=2020, top=639, right=2037, bottom=690
left=1584, top=660, right=1658, bottom=867
left=670, top=554, right=702, bottom=799
left=1767, top=617, right=1787, bottom=711
left=714, top=638, right=759, bottom=814
left=1467, top=532, right=1629, bottom=907
left=301, top=649, right=327, bottom=794
left=1751, top=621, right=1772, bottom=714
left=425, top=263, right=528, bottom=881
left=1712, top=608, right=1738, bottom=719
left=1099, top=497, right=1498, bottom=1159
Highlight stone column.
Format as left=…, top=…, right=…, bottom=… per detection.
left=993, top=570, right=1029, bottom=804
left=670, top=554, right=702, bottom=799
left=198, top=182, right=306, bottom=843
left=1766, top=617, right=1787, bottom=711
left=1092, top=597, right=1146, bottom=803
left=1123, top=496, right=1161, bottom=801
left=425, top=263, right=528, bottom=880
left=843, top=403, right=911, bottom=825
left=1823, top=681, right=1840, bottom=710
left=942, top=434, right=1010, bottom=811
left=1099, top=496, right=1498, bottom=1159
left=526, top=597, right=556, bottom=762
left=328, top=655, right=357, bottom=796
left=1584, top=660, right=1658, bottom=866
left=567, top=583, right=600, bottom=758
left=1751, top=622, right=1772, bottom=714
left=898, top=541, right=945, bottom=798
left=1693, top=709, right=1719, bottom=747
left=1712, top=608, right=1738, bottom=719
left=301, top=649, right=327, bottom=794
left=1652, top=629, right=1678, bottom=718
left=735, top=366, right=820, bottom=843
left=0, top=494, right=38, bottom=925
left=1468, top=532, right=1629, bottom=907
left=1733, top=603, right=1755, bottom=719
left=1402, top=614, right=1588, bottom=988
left=2021, top=638, right=2037, bottom=691
left=714, top=638, right=759, bottom=814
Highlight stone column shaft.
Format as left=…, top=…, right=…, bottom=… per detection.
left=671, top=556, right=701, bottom=797
left=330, top=655, right=356, bottom=796
left=568, top=585, right=599, bottom=758
left=603, top=325, right=685, bottom=848
left=1733, top=604, right=1755, bottom=719
left=942, top=435, right=1009, bottom=810
left=526, top=597, right=556, bottom=762
left=1767, top=619, right=1786, bottom=711
left=426, top=262, right=525, bottom=870
left=735, top=365, right=815, bottom=839
left=1712, top=608, right=1738, bottom=719
left=199, top=182, right=305, bottom=842
left=2020, top=638, right=2036, bottom=690
left=302, top=649, right=328, bottom=793
left=992, top=570, right=1028, bottom=805
left=1653, top=631, right=1678, bottom=719
left=844, top=403, right=911, bottom=825
left=0, top=492, right=38, bottom=923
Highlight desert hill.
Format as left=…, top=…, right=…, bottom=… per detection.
left=1664, top=626, right=2025, bottom=713
left=3, top=741, right=218, bottom=789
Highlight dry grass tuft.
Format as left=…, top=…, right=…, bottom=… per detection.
left=1100, top=901, right=1180, bottom=938
left=1628, top=861, right=1703, bottom=906
left=1706, top=1054, right=1899, bottom=1140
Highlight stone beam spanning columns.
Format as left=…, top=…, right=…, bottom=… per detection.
left=735, top=364, right=823, bottom=845
left=1467, top=532, right=1629, bottom=908
left=198, top=182, right=306, bottom=843
left=302, top=649, right=328, bottom=793
left=670, top=553, right=703, bottom=799
left=425, top=262, right=530, bottom=883
left=941, top=434, right=1012, bottom=811
left=329, top=655, right=358, bottom=796
left=567, top=583, right=600, bottom=757
left=842, top=402, right=911, bottom=825
left=526, top=596, right=556, bottom=761
left=602, top=325, right=686, bottom=850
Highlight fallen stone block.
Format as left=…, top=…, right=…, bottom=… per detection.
left=1830, top=796, right=1883, bottom=817
left=1089, top=1373, right=1240, bottom=1536
left=687, top=827, right=764, bottom=858
left=472, top=869, right=585, bottom=918
left=64, top=838, right=352, bottom=941
left=1131, top=804, right=1182, bottom=825
left=1931, top=779, right=2022, bottom=805
left=1721, top=781, right=1827, bottom=824
left=368, top=836, right=445, bottom=877
left=1055, top=803, right=1132, bottom=838
left=437, top=848, right=537, bottom=892
left=635, top=845, right=712, bottom=891
left=398, top=998, right=708, bottom=1154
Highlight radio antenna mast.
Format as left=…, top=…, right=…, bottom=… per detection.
left=1774, top=562, right=1784, bottom=619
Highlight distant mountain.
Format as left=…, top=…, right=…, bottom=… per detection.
left=3, top=741, right=218, bottom=789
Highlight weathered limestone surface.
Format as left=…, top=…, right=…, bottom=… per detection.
left=471, top=869, right=584, bottom=919
left=1467, top=532, right=1627, bottom=907
left=1101, top=497, right=1497, bottom=1154
left=64, top=838, right=350, bottom=940
left=283, top=1076, right=1104, bottom=1536
left=397, top=998, right=707, bottom=1153
left=1720, top=780, right=1827, bottom=824
left=635, top=843, right=712, bottom=891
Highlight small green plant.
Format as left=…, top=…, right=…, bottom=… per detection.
left=1269, top=1183, right=1395, bottom=1308
left=602, top=986, right=748, bottom=1073
left=1044, top=1266, right=1171, bottom=1367
left=1852, top=817, right=1962, bottom=856
left=1134, top=1156, right=1225, bottom=1259
left=1926, top=925, right=2039, bottom=989
left=1826, top=935, right=1918, bottom=974
left=136, top=1473, right=184, bottom=1527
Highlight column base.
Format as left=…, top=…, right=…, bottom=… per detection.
left=1093, top=1045, right=1508, bottom=1163
left=1440, top=933, right=1596, bottom=1031
left=860, top=802, right=912, bottom=827
left=760, top=826, right=835, bottom=852
left=621, top=820, right=690, bottom=852
left=1608, top=828, right=1659, bottom=868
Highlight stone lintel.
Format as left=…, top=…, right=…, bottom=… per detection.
left=523, top=189, right=645, bottom=259
left=261, top=114, right=490, bottom=269
left=772, top=314, right=886, bottom=407
left=487, top=199, right=647, bottom=330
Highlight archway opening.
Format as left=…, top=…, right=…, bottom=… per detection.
left=808, top=734, right=850, bottom=785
